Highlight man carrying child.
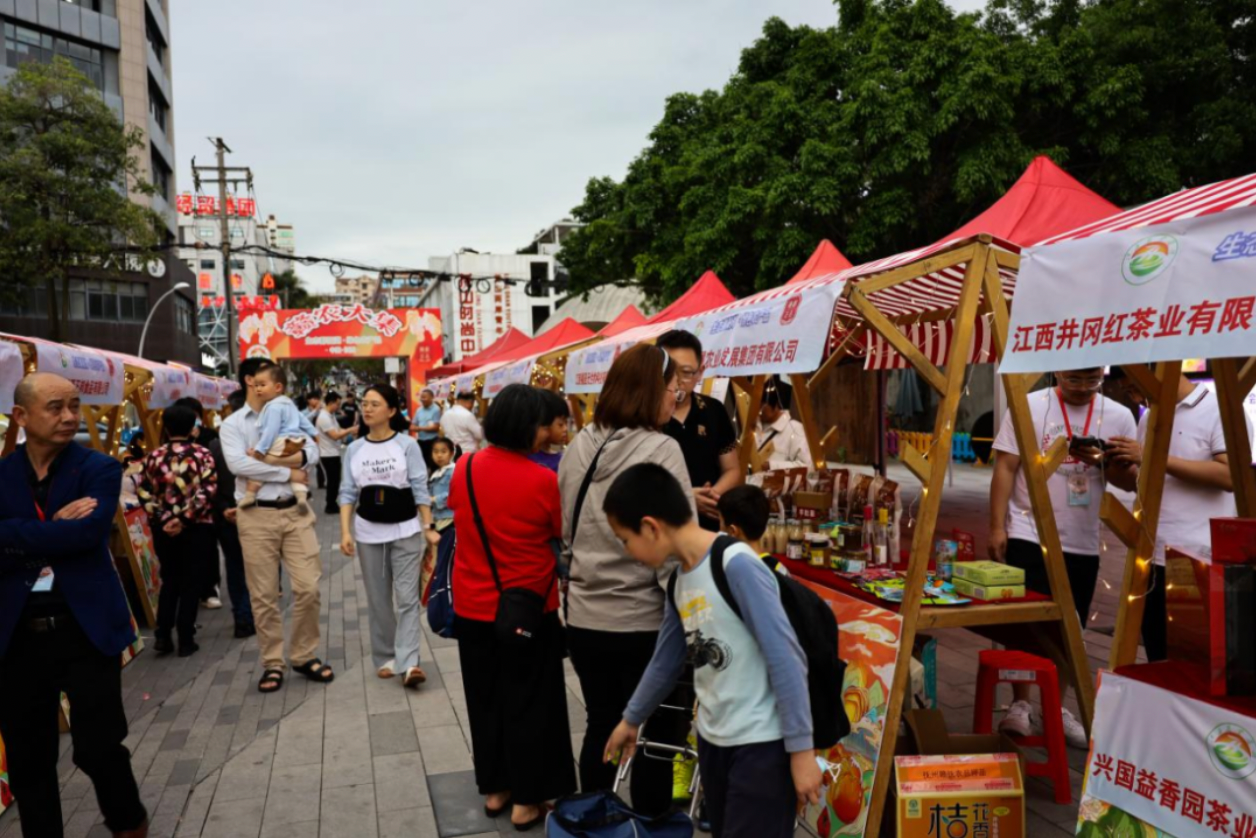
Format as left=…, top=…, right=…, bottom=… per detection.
left=602, top=463, right=820, bottom=838
left=239, top=365, right=320, bottom=513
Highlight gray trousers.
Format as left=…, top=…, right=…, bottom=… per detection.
left=357, top=532, right=424, bottom=673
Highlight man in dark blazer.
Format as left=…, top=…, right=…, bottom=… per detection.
left=0, top=372, right=148, bottom=838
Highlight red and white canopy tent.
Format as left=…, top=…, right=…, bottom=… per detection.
left=468, top=317, right=598, bottom=399
left=596, top=304, right=648, bottom=338
left=425, top=326, right=531, bottom=385
left=999, top=171, right=1256, bottom=673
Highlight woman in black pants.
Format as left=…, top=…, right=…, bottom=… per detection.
left=557, top=344, right=694, bottom=816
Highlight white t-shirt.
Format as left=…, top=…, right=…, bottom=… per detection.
left=1138, top=385, right=1253, bottom=564
left=344, top=435, right=420, bottom=544
left=993, top=390, right=1137, bottom=555
left=314, top=409, right=342, bottom=460
left=439, top=404, right=483, bottom=454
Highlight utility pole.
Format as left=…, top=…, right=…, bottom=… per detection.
left=192, top=138, right=253, bottom=375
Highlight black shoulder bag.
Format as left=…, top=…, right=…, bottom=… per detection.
left=465, top=453, right=555, bottom=647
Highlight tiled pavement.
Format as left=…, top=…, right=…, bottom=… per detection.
left=0, top=464, right=1143, bottom=837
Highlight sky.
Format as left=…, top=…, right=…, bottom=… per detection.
left=173, top=0, right=985, bottom=294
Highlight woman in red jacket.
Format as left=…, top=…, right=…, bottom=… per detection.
left=448, top=384, right=575, bottom=831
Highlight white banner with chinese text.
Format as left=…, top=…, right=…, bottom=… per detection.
left=0, top=341, right=24, bottom=414
left=675, top=284, right=840, bottom=378
left=565, top=340, right=634, bottom=395
left=148, top=367, right=193, bottom=409
left=482, top=359, right=534, bottom=399
left=193, top=373, right=223, bottom=409
left=1086, top=672, right=1256, bottom=837
left=1000, top=210, right=1256, bottom=373
left=34, top=342, right=124, bottom=405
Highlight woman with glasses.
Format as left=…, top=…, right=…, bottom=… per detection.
left=557, top=343, right=695, bottom=817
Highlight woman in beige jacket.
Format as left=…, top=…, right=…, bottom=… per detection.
left=558, top=343, right=695, bottom=817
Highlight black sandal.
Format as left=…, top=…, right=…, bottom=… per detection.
left=258, top=668, right=284, bottom=693
left=292, top=658, right=335, bottom=683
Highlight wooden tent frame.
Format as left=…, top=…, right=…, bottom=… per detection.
left=1103, top=358, right=1256, bottom=667
left=745, top=237, right=1096, bottom=837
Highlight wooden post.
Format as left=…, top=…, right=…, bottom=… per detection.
left=788, top=374, right=826, bottom=469
left=737, top=375, right=767, bottom=473
left=1108, top=361, right=1181, bottom=669
left=863, top=246, right=989, bottom=838
left=1213, top=357, right=1256, bottom=517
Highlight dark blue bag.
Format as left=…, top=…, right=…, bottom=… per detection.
left=425, top=527, right=458, bottom=639
left=546, top=792, right=693, bottom=837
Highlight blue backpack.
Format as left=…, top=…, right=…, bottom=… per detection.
left=546, top=792, right=692, bottom=838
left=425, top=527, right=458, bottom=639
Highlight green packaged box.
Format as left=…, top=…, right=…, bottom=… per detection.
left=952, top=577, right=1026, bottom=601
left=953, top=560, right=1025, bottom=587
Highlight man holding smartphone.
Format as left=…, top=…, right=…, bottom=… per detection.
left=988, top=368, right=1136, bottom=747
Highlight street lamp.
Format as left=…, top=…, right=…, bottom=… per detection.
left=138, top=281, right=191, bottom=359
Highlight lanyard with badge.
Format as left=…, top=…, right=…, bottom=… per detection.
left=30, top=492, right=55, bottom=591
left=1056, top=388, right=1096, bottom=508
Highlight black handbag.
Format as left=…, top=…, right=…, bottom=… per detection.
left=355, top=484, right=418, bottom=524
left=465, top=453, right=555, bottom=647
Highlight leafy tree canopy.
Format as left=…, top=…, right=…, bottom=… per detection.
left=0, top=58, right=164, bottom=340
left=560, top=0, right=1256, bottom=304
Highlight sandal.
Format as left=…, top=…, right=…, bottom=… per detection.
left=403, top=667, right=427, bottom=689
left=292, top=658, right=335, bottom=683
left=258, top=668, right=284, bottom=693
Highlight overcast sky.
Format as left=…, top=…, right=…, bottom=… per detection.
left=173, top=0, right=984, bottom=294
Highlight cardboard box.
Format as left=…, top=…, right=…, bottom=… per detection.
left=952, top=578, right=1026, bottom=601
left=886, top=711, right=1026, bottom=838
left=793, top=490, right=832, bottom=523
left=896, top=754, right=1024, bottom=838
left=953, top=561, right=1025, bottom=587
left=1211, top=518, right=1256, bottom=564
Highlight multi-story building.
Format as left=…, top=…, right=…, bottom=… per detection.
left=335, top=275, right=379, bottom=306
left=262, top=214, right=296, bottom=275
left=0, top=0, right=199, bottom=365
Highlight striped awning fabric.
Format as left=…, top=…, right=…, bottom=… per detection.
left=861, top=314, right=996, bottom=371
left=1035, top=173, right=1256, bottom=246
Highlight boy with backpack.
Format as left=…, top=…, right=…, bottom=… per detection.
left=601, top=463, right=822, bottom=838
left=717, top=484, right=789, bottom=576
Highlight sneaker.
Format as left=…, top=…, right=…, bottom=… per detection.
left=202, top=597, right=223, bottom=610
left=1061, top=708, right=1089, bottom=749
left=153, top=634, right=174, bottom=655
left=233, top=622, right=256, bottom=639
left=177, top=641, right=199, bottom=658
left=673, top=753, right=696, bottom=802
left=998, top=700, right=1035, bottom=737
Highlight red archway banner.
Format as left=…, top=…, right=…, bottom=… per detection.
left=238, top=303, right=442, bottom=363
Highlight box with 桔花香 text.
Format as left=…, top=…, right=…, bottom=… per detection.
left=951, top=578, right=1026, bottom=601
left=953, top=561, right=1025, bottom=587
left=895, top=753, right=1024, bottom=838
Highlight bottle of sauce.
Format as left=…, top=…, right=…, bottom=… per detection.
left=874, top=508, right=889, bottom=567
left=862, top=504, right=876, bottom=565
left=786, top=519, right=804, bottom=561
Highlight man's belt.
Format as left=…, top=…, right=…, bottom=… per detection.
left=254, top=497, right=298, bottom=510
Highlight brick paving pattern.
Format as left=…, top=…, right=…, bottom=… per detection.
left=0, top=464, right=1141, bottom=837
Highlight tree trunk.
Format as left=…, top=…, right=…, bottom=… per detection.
left=45, top=272, right=62, bottom=342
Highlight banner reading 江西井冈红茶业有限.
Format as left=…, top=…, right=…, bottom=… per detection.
left=1000, top=208, right=1256, bottom=374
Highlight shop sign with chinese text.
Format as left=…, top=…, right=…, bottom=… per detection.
left=1085, top=672, right=1256, bottom=837
left=1001, top=209, right=1256, bottom=373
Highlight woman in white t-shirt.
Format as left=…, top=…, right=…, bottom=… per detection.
left=338, top=384, right=441, bottom=688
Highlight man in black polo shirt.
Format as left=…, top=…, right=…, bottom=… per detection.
left=657, top=329, right=741, bottom=531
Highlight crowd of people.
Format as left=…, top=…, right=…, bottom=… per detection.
left=2, top=326, right=1250, bottom=838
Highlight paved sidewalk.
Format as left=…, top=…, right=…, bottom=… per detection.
left=0, top=464, right=1141, bottom=837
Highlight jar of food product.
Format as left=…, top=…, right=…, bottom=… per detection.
left=808, top=535, right=831, bottom=568
left=785, top=519, right=805, bottom=561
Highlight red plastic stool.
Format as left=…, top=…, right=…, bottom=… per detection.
left=972, top=649, right=1072, bottom=804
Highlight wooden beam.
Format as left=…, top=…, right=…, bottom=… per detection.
left=1120, top=363, right=1159, bottom=404
left=982, top=245, right=1097, bottom=734
left=1239, top=357, right=1256, bottom=399
left=789, top=374, right=826, bottom=470
left=847, top=243, right=976, bottom=298
left=1100, top=491, right=1139, bottom=551
left=847, top=291, right=948, bottom=395
left=807, top=323, right=865, bottom=390
left=900, top=442, right=932, bottom=485
left=1110, top=361, right=1182, bottom=669
left=863, top=244, right=988, bottom=838
left=818, top=426, right=837, bottom=455
left=737, top=375, right=767, bottom=474
left=1040, top=436, right=1069, bottom=479
left=919, top=600, right=1062, bottom=630
left=1213, top=357, right=1256, bottom=518
left=992, top=248, right=1022, bottom=271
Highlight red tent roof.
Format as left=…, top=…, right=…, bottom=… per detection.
left=492, top=318, right=596, bottom=365
left=943, top=155, right=1121, bottom=247
left=786, top=240, right=853, bottom=285
left=598, top=305, right=648, bottom=337
left=425, top=327, right=532, bottom=381
left=647, top=271, right=735, bottom=324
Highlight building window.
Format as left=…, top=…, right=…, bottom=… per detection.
left=0, top=285, right=49, bottom=317
left=230, top=259, right=245, bottom=270
left=530, top=262, right=549, bottom=282
left=144, top=7, right=165, bottom=64
left=532, top=305, right=550, bottom=333
left=67, top=279, right=149, bottom=322
left=175, top=295, right=194, bottom=334
left=196, top=226, right=216, bottom=243
left=149, top=149, right=171, bottom=201
left=200, top=259, right=215, bottom=270
left=3, top=22, right=104, bottom=91
left=148, top=78, right=168, bottom=132
left=62, top=1, right=103, bottom=11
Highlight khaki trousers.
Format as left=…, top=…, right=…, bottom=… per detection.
left=236, top=504, right=322, bottom=670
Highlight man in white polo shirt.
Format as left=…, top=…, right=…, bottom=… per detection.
left=1107, top=376, right=1254, bottom=661
left=439, top=391, right=483, bottom=456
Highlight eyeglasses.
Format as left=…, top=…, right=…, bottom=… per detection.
left=675, top=366, right=700, bottom=382
left=1059, top=376, right=1104, bottom=389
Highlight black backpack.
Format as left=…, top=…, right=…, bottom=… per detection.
left=666, top=535, right=850, bottom=750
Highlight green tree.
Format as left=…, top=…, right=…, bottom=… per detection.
left=271, top=269, right=318, bottom=309
left=0, top=58, right=164, bottom=341
left=560, top=0, right=1256, bottom=304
